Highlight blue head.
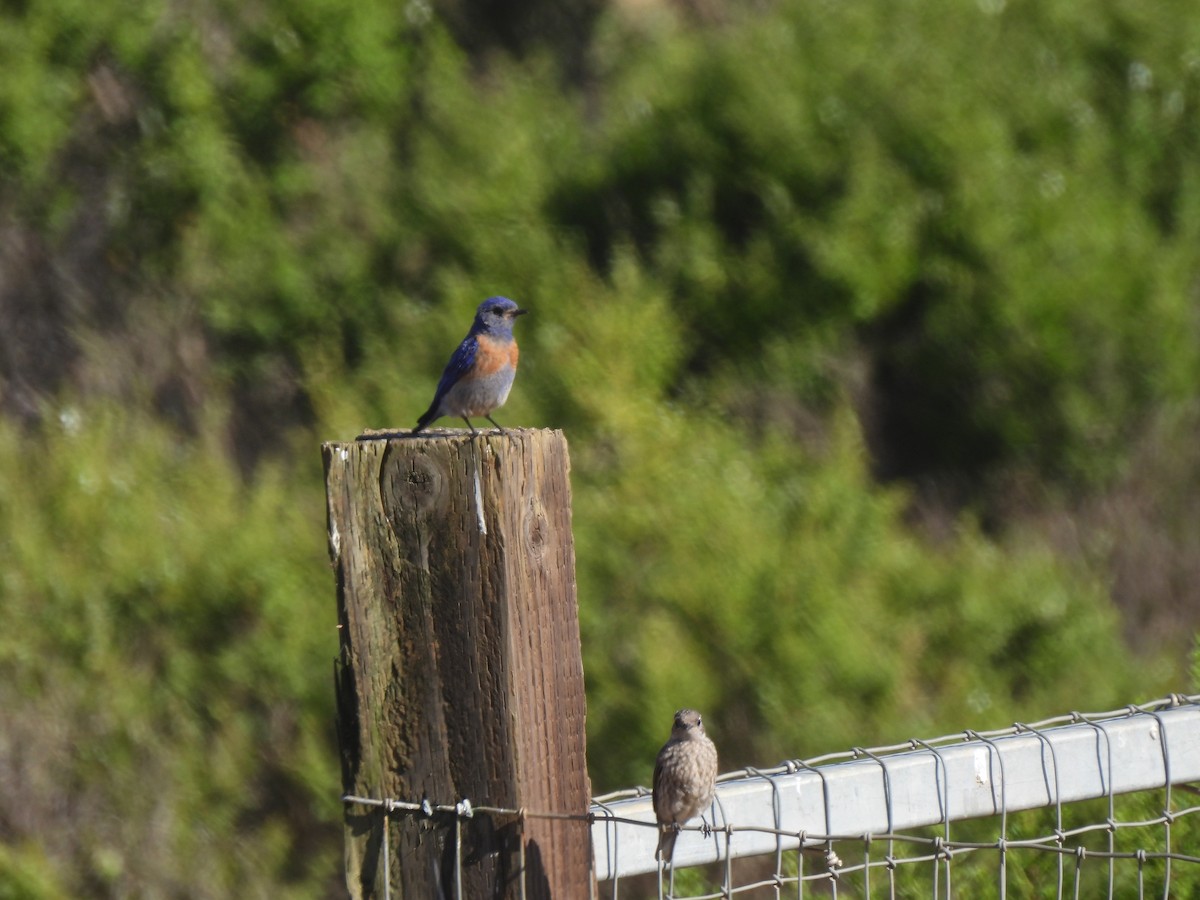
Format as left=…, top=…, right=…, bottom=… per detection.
left=470, top=296, right=527, bottom=337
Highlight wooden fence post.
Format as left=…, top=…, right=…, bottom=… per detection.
left=323, top=429, right=593, bottom=899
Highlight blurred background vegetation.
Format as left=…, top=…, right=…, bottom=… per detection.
left=1, top=0, right=1199, bottom=894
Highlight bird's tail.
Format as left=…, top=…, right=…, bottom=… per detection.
left=413, top=404, right=438, bottom=434
left=656, top=827, right=677, bottom=864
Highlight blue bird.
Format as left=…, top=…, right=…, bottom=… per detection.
left=413, top=296, right=528, bottom=434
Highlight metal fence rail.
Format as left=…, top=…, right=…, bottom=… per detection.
left=344, top=694, right=1200, bottom=899
left=589, top=694, right=1200, bottom=883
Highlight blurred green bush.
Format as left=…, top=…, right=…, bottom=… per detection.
left=0, top=0, right=1197, bottom=894
left=0, top=407, right=337, bottom=897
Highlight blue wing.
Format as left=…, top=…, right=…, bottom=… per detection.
left=415, top=336, right=477, bottom=430
left=434, top=336, right=478, bottom=399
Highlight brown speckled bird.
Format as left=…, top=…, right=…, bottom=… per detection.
left=652, top=708, right=718, bottom=863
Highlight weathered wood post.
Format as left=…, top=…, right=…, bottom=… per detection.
left=323, top=429, right=593, bottom=899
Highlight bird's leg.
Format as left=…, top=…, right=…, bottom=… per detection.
left=484, top=414, right=505, bottom=434
left=461, top=417, right=478, bottom=435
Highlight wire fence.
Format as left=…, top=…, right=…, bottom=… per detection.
left=343, top=694, right=1200, bottom=899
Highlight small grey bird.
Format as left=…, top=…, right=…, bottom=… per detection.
left=653, top=708, right=718, bottom=864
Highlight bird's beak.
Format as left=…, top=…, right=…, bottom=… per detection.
left=512, top=308, right=529, bottom=317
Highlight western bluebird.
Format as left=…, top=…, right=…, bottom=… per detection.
left=412, top=296, right=528, bottom=434
left=652, top=708, right=718, bottom=864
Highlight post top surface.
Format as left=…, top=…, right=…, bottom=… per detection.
left=320, top=427, right=561, bottom=448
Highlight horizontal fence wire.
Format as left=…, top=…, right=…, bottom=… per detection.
left=343, top=693, right=1200, bottom=899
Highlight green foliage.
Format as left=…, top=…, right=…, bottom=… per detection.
left=559, top=0, right=1200, bottom=489
left=575, top=405, right=1146, bottom=790
left=0, top=0, right=1197, bottom=894
left=0, top=844, right=64, bottom=900
left=0, top=408, right=337, bottom=897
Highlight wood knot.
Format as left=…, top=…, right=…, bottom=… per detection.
left=378, top=446, right=446, bottom=526
left=526, top=501, right=549, bottom=555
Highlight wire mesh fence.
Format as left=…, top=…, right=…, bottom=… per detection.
left=343, top=694, right=1200, bottom=899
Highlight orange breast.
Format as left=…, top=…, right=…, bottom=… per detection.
left=473, top=335, right=519, bottom=377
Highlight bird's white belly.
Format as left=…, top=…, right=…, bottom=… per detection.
left=439, top=369, right=515, bottom=418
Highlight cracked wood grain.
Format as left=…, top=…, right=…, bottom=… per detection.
left=324, top=429, right=593, bottom=899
